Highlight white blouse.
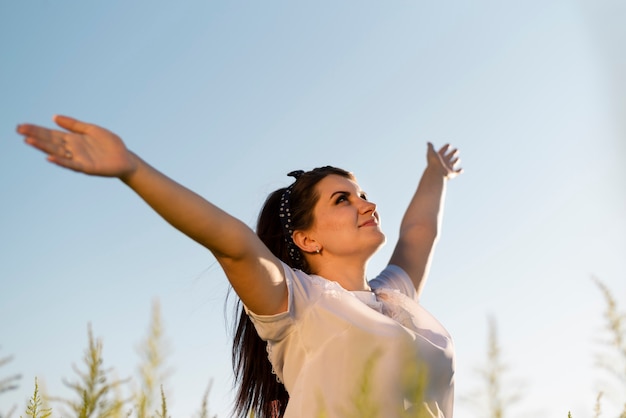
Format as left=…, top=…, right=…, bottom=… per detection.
left=246, top=262, right=455, bottom=417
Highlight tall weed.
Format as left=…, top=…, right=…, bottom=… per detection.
left=464, top=315, right=522, bottom=418
left=52, top=324, right=127, bottom=418
left=9, top=278, right=625, bottom=418
left=0, top=350, right=21, bottom=418
left=22, top=378, right=50, bottom=418
left=592, top=278, right=626, bottom=417
left=134, top=301, right=170, bottom=418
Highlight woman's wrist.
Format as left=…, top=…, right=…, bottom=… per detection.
left=119, top=151, right=142, bottom=184
left=424, top=163, right=449, bottom=180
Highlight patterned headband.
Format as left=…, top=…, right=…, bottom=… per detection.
left=279, top=170, right=305, bottom=268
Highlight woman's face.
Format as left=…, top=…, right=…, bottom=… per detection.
left=304, top=174, right=386, bottom=258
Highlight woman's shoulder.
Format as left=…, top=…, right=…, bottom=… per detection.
left=369, top=264, right=417, bottom=300
left=245, top=261, right=341, bottom=340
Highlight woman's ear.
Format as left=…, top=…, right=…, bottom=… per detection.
left=292, top=230, right=320, bottom=254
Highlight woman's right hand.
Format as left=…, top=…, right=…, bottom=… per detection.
left=17, top=115, right=137, bottom=179
left=17, top=114, right=289, bottom=315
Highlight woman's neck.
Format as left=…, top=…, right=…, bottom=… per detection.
left=310, top=257, right=371, bottom=291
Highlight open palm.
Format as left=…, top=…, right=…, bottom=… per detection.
left=17, top=115, right=136, bottom=178
left=427, top=142, right=463, bottom=179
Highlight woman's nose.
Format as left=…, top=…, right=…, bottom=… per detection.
left=359, top=199, right=376, bottom=215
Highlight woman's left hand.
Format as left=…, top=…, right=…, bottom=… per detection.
left=427, top=142, right=463, bottom=179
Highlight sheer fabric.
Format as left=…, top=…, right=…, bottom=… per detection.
left=246, top=263, right=455, bottom=417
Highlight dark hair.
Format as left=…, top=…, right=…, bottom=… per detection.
left=232, top=166, right=354, bottom=418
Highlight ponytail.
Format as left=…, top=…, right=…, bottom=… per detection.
left=231, top=167, right=354, bottom=417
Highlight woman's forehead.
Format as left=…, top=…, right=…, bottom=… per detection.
left=316, top=174, right=362, bottom=195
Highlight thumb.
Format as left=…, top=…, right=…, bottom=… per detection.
left=53, top=115, right=92, bottom=134
left=427, top=142, right=438, bottom=156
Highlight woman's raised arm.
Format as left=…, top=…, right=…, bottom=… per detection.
left=388, top=143, right=462, bottom=298
left=17, top=115, right=287, bottom=315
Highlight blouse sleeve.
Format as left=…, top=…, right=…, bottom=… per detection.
left=244, top=261, right=296, bottom=342
left=368, top=264, right=418, bottom=301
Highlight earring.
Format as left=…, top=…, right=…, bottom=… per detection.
left=315, top=247, right=320, bottom=254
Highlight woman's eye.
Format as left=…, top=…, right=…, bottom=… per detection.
left=360, top=194, right=368, bottom=201
left=335, top=194, right=348, bottom=204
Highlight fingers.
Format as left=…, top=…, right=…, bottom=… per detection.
left=18, top=123, right=65, bottom=150
left=437, top=143, right=451, bottom=155
left=17, top=123, right=75, bottom=162
left=437, top=144, right=459, bottom=158
left=46, top=152, right=83, bottom=172
left=438, top=144, right=461, bottom=162
left=447, top=151, right=462, bottom=169
left=429, top=142, right=463, bottom=177
left=20, top=125, right=83, bottom=172
left=16, top=123, right=56, bottom=138
left=53, top=115, right=92, bottom=134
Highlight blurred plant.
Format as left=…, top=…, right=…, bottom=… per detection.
left=22, top=378, right=51, bottom=418
left=465, top=315, right=522, bottom=418
left=325, top=347, right=430, bottom=418
left=347, top=349, right=381, bottom=418
left=9, top=301, right=221, bottom=418
left=134, top=300, right=171, bottom=418
left=592, top=277, right=626, bottom=417
left=1, top=349, right=21, bottom=418
left=53, top=325, right=128, bottom=418
left=195, top=381, right=217, bottom=418
left=593, top=392, right=603, bottom=418
left=155, top=386, right=168, bottom=418
left=1, top=404, right=17, bottom=418
left=0, top=352, right=21, bottom=395
left=400, top=353, right=430, bottom=418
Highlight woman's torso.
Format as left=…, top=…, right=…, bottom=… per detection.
left=246, top=263, right=455, bottom=417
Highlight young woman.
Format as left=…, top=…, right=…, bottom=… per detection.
left=17, top=115, right=462, bottom=418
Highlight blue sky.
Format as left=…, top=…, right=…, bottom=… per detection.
left=1, top=1, right=625, bottom=417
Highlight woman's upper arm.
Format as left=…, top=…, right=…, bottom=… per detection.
left=388, top=224, right=438, bottom=297
left=16, top=117, right=288, bottom=316
left=216, top=231, right=289, bottom=316
left=122, top=160, right=288, bottom=316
